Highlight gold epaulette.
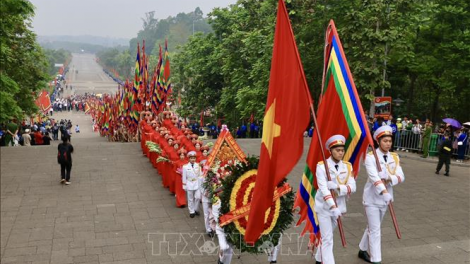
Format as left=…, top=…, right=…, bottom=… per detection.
left=390, top=152, right=399, bottom=157
left=368, top=151, right=374, bottom=155
left=343, top=161, right=351, bottom=165
left=317, top=161, right=324, bottom=165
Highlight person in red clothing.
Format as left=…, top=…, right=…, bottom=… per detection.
left=166, top=138, right=178, bottom=194
left=190, top=134, right=199, bottom=145
left=141, top=120, right=153, bottom=156
left=146, top=120, right=159, bottom=164
left=157, top=129, right=170, bottom=184
left=200, top=146, right=210, bottom=165
left=161, top=135, right=174, bottom=191
left=162, top=111, right=173, bottom=127
left=149, top=128, right=161, bottom=169
left=194, top=140, right=203, bottom=162
left=185, top=130, right=192, bottom=140
left=174, top=149, right=188, bottom=208
left=34, top=130, right=44, bottom=145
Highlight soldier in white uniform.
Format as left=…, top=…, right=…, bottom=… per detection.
left=199, top=146, right=214, bottom=237
left=182, top=151, right=202, bottom=218
left=267, top=236, right=281, bottom=264
left=358, top=125, right=405, bottom=264
left=314, top=135, right=356, bottom=264
left=212, top=200, right=233, bottom=264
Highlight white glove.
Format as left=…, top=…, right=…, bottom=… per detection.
left=383, top=192, right=393, bottom=204
left=330, top=207, right=342, bottom=219
left=379, top=170, right=388, bottom=180
left=182, top=184, right=187, bottom=191
left=327, top=181, right=338, bottom=190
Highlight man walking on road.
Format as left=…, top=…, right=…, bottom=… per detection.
left=58, top=136, right=74, bottom=185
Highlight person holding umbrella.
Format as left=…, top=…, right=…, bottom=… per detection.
left=443, top=117, right=461, bottom=143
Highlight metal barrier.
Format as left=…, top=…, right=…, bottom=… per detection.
left=393, top=130, right=470, bottom=159
left=394, top=130, right=422, bottom=152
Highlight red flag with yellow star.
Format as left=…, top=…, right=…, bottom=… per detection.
left=244, top=0, right=311, bottom=244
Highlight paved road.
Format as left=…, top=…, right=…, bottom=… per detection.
left=66, top=53, right=119, bottom=96
left=1, top=55, right=469, bottom=264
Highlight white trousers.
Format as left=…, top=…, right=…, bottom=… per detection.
left=216, top=226, right=233, bottom=264
left=268, top=236, right=282, bottom=262
left=359, top=205, right=387, bottom=263
left=202, top=201, right=213, bottom=233
left=315, top=213, right=338, bottom=264
left=186, top=190, right=200, bottom=214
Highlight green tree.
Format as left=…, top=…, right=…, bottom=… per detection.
left=0, top=0, right=50, bottom=123
left=44, top=49, right=71, bottom=76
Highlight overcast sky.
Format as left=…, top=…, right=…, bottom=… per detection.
left=30, top=0, right=237, bottom=39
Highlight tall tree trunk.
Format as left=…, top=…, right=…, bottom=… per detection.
left=407, top=75, right=416, bottom=117
left=369, top=88, right=375, bottom=119
left=431, top=86, right=441, bottom=123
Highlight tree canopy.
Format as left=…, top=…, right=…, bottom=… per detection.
left=175, top=0, right=470, bottom=126
left=0, top=0, right=50, bottom=123
left=97, top=0, right=470, bottom=127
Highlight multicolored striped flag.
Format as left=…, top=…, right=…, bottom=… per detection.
left=151, top=45, right=164, bottom=114
left=131, top=43, right=142, bottom=128
left=294, top=20, right=374, bottom=245
left=133, top=43, right=141, bottom=101
left=163, top=39, right=171, bottom=94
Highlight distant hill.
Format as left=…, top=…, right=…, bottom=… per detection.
left=129, top=7, right=212, bottom=56
left=38, top=35, right=129, bottom=48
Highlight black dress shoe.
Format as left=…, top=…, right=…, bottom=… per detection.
left=270, top=261, right=277, bottom=264
left=207, top=231, right=215, bottom=238
left=316, top=262, right=321, bottom=264
left=435, top=171, right=439, bottom=174
left=190, top=213, right=195, bottom=218
left=444, top=173, right=449, bottom=176
left=217, top=258, right=223, bottom=264
left=358, top=250, right=371, bottom=263
left=195, top=211, right=200, bottom=216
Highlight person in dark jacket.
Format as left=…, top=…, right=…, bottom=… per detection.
left=436, top=133, right=452, bottom=176
left=58, top=136, right=74, bottom=184
left=43, top=132, right=52, bottom=145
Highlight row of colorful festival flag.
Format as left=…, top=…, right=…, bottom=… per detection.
left=86, top=40, right=172, bottom=138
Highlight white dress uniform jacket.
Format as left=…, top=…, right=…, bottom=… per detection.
left=182, top=162, right=202, bottom=191
left=314, top=157, right=356, bottom=215
left=314, top=157, right=356, bottom=264
left=363, top=149, right=405, bottom=207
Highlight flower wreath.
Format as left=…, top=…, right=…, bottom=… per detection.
left=217, top=156, right=294, bottom=254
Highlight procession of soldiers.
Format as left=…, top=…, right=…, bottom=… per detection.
left=133, top=105, right=404, bottom=264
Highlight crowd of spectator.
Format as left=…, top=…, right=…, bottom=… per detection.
left=0, top=118, right=75, bottom=147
